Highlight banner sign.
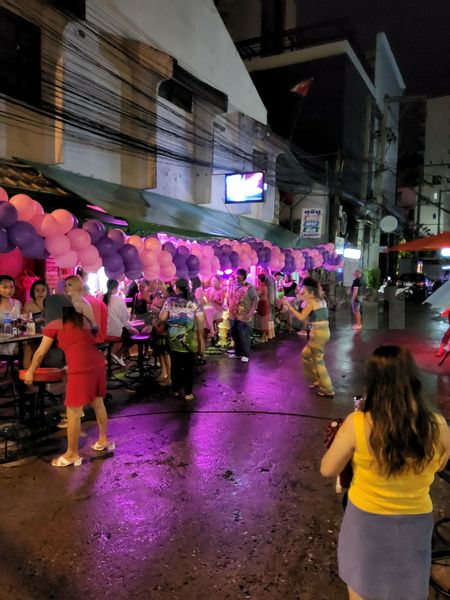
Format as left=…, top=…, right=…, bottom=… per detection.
left=301, top=208, right=323, bottom=238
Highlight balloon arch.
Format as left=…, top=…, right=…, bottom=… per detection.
left=0, top=192, right=344, bottom=280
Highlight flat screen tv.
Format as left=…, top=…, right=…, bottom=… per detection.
left=225, top=171, right=265, bottom=204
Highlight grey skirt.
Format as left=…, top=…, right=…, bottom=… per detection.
left=338, top=500, right=433, bottom=600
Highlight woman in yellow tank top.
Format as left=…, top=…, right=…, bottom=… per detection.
left=321, top=345, right=450, bottom=600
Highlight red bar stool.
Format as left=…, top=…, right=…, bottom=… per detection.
left=19, top=368, right=66, bottom=424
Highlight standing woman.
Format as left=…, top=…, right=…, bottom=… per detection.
left=159, top=278, right=204, bottom=401
left=255, top=274, right=270, bottom=342
left=25, top=297, right=113, bottom=467
left=321, top=346, right=450, bottom=600
left=284, top=277, right=334, bottom=397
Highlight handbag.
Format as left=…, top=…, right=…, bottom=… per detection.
left=16, top=270, right=40, bottom=303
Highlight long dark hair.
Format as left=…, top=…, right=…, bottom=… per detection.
left=30, top=279, right=49, bottom=302
left=103, top=279, right=118, bottom=306
left=364, top=345, right=442, bottom=476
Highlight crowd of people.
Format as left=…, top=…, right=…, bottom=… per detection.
left=1, top=266, right=450, bottom=599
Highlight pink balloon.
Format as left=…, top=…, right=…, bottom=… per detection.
left=40, top=214, right=60, bottom=237
left=67, top=228, right=91, bottom=251
left=143, top=264, right=160, bottom=280
left=45, top=233, right=70, bottom=256
left=83, top=258, right=103, bottom=273
left=140, top=249, right=159, bottom=266
left=144, top=237, right=162, bottom=253
left=200, top=266, right=212, bottom=278
left=127, top=235, right=144, bottom=252
left=202, top=246, right=214, bottom=258
left=0, top=187, right=8, bottom=202
left=190, top=245, right=203, bottom=257
left=52, top=209, right=74, bottom=234
left=78, top=245, right=100, bottom=265
left=157, top=250, right=173, bottom=267
left=9, top=194, right=37, bottom=222
left=0, top=247, right=24, bottom=277
left=54, top=250, right=78, bottom=269
left=32, top=200, right=44, bottom=215
left=160, top=264, right=176, bottom=280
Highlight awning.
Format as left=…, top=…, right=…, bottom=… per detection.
left=386, top=231, right=450, bottom=252
left=24, top=162, right=309, bottom=247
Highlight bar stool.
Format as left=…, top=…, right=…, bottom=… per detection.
left=126, top=334, right=151, bottom=381
left=19, top=368, right=66, bottom=424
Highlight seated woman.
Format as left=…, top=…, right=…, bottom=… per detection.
left=0, top=274, right=22, bottom=356
left=132, top=278, right=151, bottom=321
left=24, top=279, right=49, bottom=333
left=103, top=279, right=137, bottom=366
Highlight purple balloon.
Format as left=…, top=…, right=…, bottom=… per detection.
left=173, top=254, right=187, bottom=269
left=105, top=271, right=122, bottom=280
left=176, top=266, right=189, bottom=279
left=124, top=257, right=143, bottom=272
left=229, top=251, right=239, bottom=268
left=186, top=254, right=200, bottom=270
left=103, top=253, right=125, bottom=273
left=95, top=236, right=116, bottom=258
left=82, top=219, right=105, bottom=244
left=221, top=244, right=232, bottom=255
left=22, top=236, right=46, bottom=259
left=120, top=243, right=139, bottom=263
left=0, top=243, right=16, bottom=254
left=163, top=241, right=176, bottom=256
left=125, top=269, right=143, bottom=280
left=176, top=245, right=189, bottom=257
left=107, top=228, right=126, bottom=251
left=0, top=228, right=7, bottom=252
left=220, top=256, right=231, bottom=269
left=0, top=201, right=18, bottom=228
left=7, top=220, right=36, bottom=249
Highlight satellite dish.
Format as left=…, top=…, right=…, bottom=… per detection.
left=380, top=216, right=398, bottom=233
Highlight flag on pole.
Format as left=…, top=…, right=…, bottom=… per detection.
left=290, top=78, right=314, bottom=97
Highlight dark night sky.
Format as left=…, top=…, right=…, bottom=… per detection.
left=298, top=0, right=450, bottom=96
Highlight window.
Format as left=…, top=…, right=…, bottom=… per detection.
left=159, top=80, right=193, bottom=113
left=0, top=7, right=41, bottom=106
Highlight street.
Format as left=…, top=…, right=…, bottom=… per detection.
left=0, top=303, right=448, bottom=600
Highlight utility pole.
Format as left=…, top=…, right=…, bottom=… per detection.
left=416, top=164, right=423, bottom=235
left=328, top=149, right=342, bottom=242
left=437, top=188, right=442, bottom=234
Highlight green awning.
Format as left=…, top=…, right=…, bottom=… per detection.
left=27, top=162, right=308, bottom=247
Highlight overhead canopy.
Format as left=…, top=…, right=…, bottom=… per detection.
left=386, top=231, right=450, bottom=252
left=26, top=162, right=309, bottom=248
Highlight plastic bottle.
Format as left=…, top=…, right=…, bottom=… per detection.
left=26, top=312, right=36, bottom=336
left=3, top=312, right=12, bottom=336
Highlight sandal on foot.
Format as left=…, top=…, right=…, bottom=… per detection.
left=52, top=455, right=82, bottom=467
left=91, top=441, right=116, bottom=451
left=309, top=384, right=318, bottom=389
left=184, top=394, right=194, bottom=401
left=316, top=391, right=335, bottom=398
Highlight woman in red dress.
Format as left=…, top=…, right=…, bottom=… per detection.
left=25, top=298, right=112, bottom=467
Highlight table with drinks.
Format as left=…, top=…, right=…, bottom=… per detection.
left=0, top=314, right=43, bottom=420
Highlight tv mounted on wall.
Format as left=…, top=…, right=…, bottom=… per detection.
left=225, top=171, right=265, bottom=204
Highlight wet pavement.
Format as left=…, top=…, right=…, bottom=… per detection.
left=0, top=303, right=449, bottom=600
